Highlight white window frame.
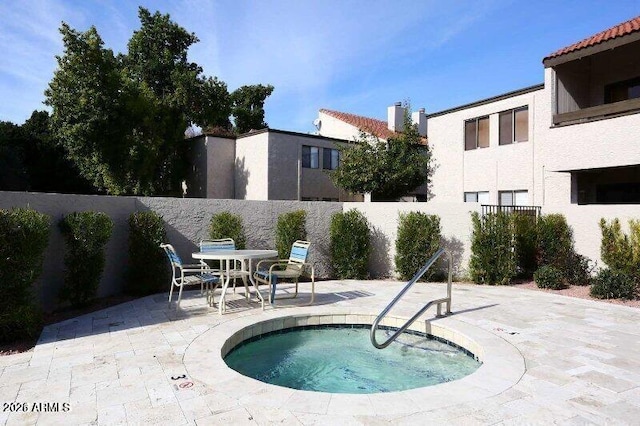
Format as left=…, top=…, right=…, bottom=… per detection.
left=499, top=106, right=529, bottom=145
left=464, top=191, right=490, bottom=203
left=499, top=190, right=528, bottom=206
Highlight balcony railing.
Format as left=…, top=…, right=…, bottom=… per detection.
left=553, top=97, right=640, bottom=125
left=481, top=204, right=541, bottom=217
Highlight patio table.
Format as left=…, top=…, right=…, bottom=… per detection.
left=192, top=249, right=277, bottom=314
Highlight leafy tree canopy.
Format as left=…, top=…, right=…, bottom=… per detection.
left=330, top=107, right=432, bottom=200
left=230, top=84, right=274, bottom=134
left=45, top=7, right=273, bottom=196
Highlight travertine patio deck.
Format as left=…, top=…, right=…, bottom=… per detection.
left=1, top=281, right=639, bottom=425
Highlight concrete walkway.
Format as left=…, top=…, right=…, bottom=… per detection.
left=1, top=281, right=639, bottom=425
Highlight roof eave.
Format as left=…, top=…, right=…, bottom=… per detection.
left=543, top=31, right=640, bottom=68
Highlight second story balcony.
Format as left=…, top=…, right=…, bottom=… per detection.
left=544, top=21, right=640, bottom=126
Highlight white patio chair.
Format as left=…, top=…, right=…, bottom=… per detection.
left=253, top=240, right=315, bottom=305
left=160, top=243, right=220, bottom=308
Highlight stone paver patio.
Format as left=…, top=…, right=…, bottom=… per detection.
left=1, top=280, right=640, bottom=425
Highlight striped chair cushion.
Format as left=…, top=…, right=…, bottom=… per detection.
left=289, top=246, right=308, bottom=263
left=200, top=243, right=235, bottom=252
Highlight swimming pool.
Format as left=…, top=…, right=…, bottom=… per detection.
left=224, top=324, right=481, bottom=393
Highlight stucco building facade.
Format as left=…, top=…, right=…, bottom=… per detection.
left=186, top=129, right=361, bottom=202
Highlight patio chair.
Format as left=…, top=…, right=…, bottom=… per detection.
left=199, top=238, right=248, bottom=295
left=160, top=243, right=220, bottom=308
left=253, top=240, right=315, bottom=305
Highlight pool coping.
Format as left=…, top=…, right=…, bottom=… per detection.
left=183, top=306, right=525, bottom=417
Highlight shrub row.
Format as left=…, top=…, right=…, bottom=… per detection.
left=469, top=212, right=592, bottom=288
left=395, top=212, right=441, bottom=281
left=0, top=208, right=49, bottom=343
left=592, top=218, right=640, bottom=300
left=469, top=212, right=516, bottom=285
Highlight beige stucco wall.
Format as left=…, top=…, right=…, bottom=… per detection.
left=235, top=132, right=269, bottom=200
left=344, top=202, right=481, bottom=279
left=428, top=89, right=544, bottom=205
left=266, top=132, right=344, bottom=201
left=205, top=136, right=235, bottom=199
left=542, top=204, right=640, bottom=270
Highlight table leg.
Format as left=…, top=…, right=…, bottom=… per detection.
left=247, top=260, right=265, bottom=310
left=218, top=259, right=232, bottom=315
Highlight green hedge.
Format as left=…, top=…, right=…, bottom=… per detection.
left=209, top=212, right=246, bottom=249
left=395, top=212, right=441, bottom=281
left=276, top=210, right=306, bottom=259
left=127, top=211, right=167, bottom=296
left=590, top=268, right=637, bottom=300
left=330, top=209, right=370, bottom=279
left=59, top=211, right=113, bottom=307
left=0, top=207, right=49, bottom=343
left=469, top=212, right=515, bottom=285
left=537, top=214, right=573, bottom=269
left=599, top=218, right=640, bottom=278
left=534, top=265, right=565, bottom=290
left=513, top=214, right=537, bottom=278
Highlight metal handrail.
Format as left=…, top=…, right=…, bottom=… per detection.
left=370, top=248, right=453, bottom=349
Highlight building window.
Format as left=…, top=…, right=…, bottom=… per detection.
left=464, top=116, right=489, bottom=150
left=302, top=145, right=319, bottom=169
left=499, top=107, right=528, bottom=145
left=605, top=77, right=640, bottom=103
left=499, top=190, right=528, bottom=206
left=323, top=148, right=339, bottom=170
left=464, top=191, right=489, bottom=203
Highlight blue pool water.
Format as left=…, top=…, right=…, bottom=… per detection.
left=224, top=325, right=481, bottom=394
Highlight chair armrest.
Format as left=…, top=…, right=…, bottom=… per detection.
left=268, top=262, right=293, bottom=274
left=256, top=259, right=289, bottom=271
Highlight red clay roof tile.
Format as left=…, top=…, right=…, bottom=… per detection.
left=319, top=108, right=397, bottom=140
left=545, top=15, right=640, bottom=61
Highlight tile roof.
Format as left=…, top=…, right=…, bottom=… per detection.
left=545, top=15, right=640, bottom=61
left=319, top=108, right=397, bottom=140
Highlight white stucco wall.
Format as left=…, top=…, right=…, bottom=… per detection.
left=317, top=111, right=364, bottom=141
left=428, top=88, right=544, bottom=205
left=235, top=132, right=269, bottom=200
left=538, top=67, right=640, bottom=207
left=344, top=202, right=481, bottom=279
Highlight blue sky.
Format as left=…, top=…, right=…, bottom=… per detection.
left=1, top=1, right=639, bottom=132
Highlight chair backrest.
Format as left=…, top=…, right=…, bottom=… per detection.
left=160, top=243, right=183, bottom=281
left=199, top=238, right=236, bottom=252
left=160, top=243, right=182, bottom=267
left=287, top=240, right=310, bottom=272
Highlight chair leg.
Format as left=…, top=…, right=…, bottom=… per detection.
left=176, top=284, right=184, bottom=308
left=168, top=282, right=175, bottom=303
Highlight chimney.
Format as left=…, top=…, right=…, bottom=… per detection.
left=412, top=108, right=427, bottom=137
left=387, top=102, right=405, bottom=133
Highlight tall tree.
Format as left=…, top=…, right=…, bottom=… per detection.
left=231, top=84, right=274, bottom=133
left=44, top=7, right=270, bottom=195
left=45, top=23, right=131, bottom=194
left=330, top=109, right=432, bottom=200
left=21, top=110, right=95, bottom=193
left=0, top=121, right=28, bottom=190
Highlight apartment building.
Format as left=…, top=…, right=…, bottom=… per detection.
left=186, top=128, right=360, bottom=201
left=425, top=15, right=640, bottom=208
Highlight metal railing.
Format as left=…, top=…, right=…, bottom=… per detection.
left=370, top=248, right=452, bottom=349
left=481, top=204, right=541, bottom=217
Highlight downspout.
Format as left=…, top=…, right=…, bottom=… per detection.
left=297, top=144, right=302, bottom=201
